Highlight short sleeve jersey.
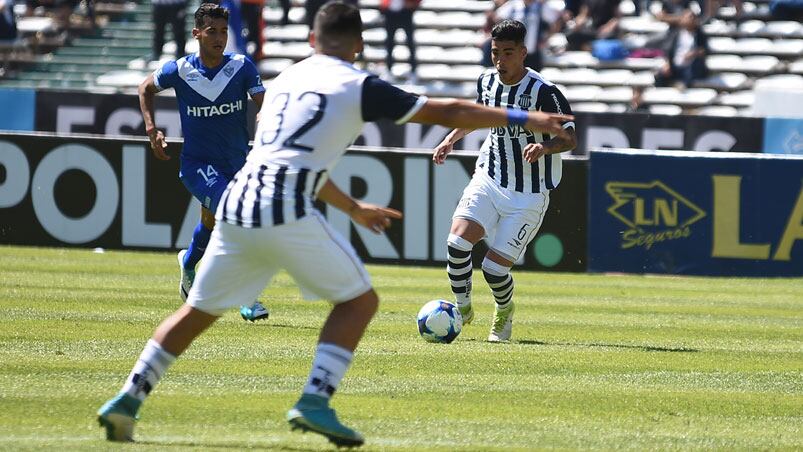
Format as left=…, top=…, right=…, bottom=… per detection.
left=218, top=54, right=427, bottom=228
left=153, top=52, right=265, bottom=167
left=474, top=67, right=574, bottom=193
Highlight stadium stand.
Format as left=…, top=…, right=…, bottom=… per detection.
left=0, top=0, right=801, bottom=116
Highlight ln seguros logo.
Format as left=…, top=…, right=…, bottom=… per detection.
left=605, top=181, right=707, bottom=250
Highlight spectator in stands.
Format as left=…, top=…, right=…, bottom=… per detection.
left=151, top=0, right=188, bottom=61
left=480, top=0, right=508, bottom=66
left=0, top=0, right=17, bottom=40
left=656, top=0, right=691, bottom=26
left=769, top=0, right=803, bottom=20
left=24, top=0, right=92, bottom=29
left=240, top=0, right=265, bottom=60
left=564, top=0, right=621, bottom=51
left=654, top=10, right=708, bottom=88
left=306, top=0, right=357, bottom=30
left=626, top=85, right=649, bottom=112
left=702, top=0, right=743, bottom=23
left=305, top=0, right=326, bottom=29
left=278, top=0, right=290, bottom=25
left=485, top=0, right=562, bottom=71
left=380, top=0, right=420, bottom=83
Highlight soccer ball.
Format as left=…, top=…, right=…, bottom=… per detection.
left=417, top=300, right=463, bottom=344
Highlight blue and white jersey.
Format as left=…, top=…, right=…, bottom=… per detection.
left=218, top=54, right=427, bottom=228
left=153, top=52, right=265, bottom=168
left=475, top=67, right=574, bottom=193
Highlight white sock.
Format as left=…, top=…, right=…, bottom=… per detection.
left=121, top=339, right=176, bottom=401
left=302, top=342, right=353, bottom=399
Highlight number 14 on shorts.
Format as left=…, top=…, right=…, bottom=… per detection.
left=197, top=165, right=219, bottom=187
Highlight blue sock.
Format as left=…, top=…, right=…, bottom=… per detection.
left=183, top=223, right=211, bottom=270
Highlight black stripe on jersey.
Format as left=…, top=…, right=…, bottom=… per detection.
left=295, top=168, right=309, bottom=220
left=220, top=184, right=233, bottom=225
left=521, top=76, right=538, bottom=193
left=311, top=169, right=326, bottom=197
left=507, top=83, right=524, bottom=192
left=250, top=165, right=269, bottom=228
left=545, top=154, right=555, bottom=190
left=271, top=166, right=288, bottom=226
left=527, top=133, right=540, bottom=193
left=523, top=76, right=538, bottom=97
left=234, top=171, right=254, bottom=227
left=493, top=82, right=508, bottom=188
left=488, top=139, right=496, bottom=177
left=484, top=73, right=495, bottom=105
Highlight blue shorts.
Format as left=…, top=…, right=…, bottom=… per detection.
left=179, top=155, right=245, bottom=213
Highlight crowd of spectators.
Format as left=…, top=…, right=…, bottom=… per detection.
left=477, top=0, right=717, bottom=88
left=2, top=0, right=802, bottom=97
left=24, top=0, right=94, bottom=29
left=0, top=0, right=17, bottom=41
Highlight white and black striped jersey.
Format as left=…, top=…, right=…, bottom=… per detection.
left=475, top=67, right=574, bottom=193
left=217, top=54, right=427, bottom=228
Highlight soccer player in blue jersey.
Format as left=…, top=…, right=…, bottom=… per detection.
left=98, top=2, right=572, bottom=447
left=137, top=3, right=269, bottom=321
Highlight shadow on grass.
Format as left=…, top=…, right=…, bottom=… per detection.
left=516, top=339, right=699, bottom=353
left=259, top=323, right=318, bottom=331
left=138, top=440, right=320, bottom=451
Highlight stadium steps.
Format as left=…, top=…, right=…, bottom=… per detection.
left=60, top=45, right=149, bottom=59
left=0, top=0, right=169, bottom=88
left=102, top=22, right=155, bottom=33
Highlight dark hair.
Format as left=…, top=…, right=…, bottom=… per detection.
left=195, top=3, right=229, bottom=29
left=491, top=19, right=526, bottom=45
left=313, top=1, right=363, bottom=50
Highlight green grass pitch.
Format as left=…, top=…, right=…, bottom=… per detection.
left=1, top=245, right=801, bottom=450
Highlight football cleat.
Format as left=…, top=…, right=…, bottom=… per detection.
left=177, top=249, right=195, bottom=302
left=287, top=394, right=364, bottom=447
left=488, top=302, right=514, bottom=342
left=97, top=393, right=141, bottom=442
left=457, top=302, right=474, bottom=325
left=240, top=301, right=270, bottom=322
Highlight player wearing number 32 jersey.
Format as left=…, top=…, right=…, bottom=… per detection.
left=98, top=2, right=573, bottom=448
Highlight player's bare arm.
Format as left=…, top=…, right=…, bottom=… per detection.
left=138, top=73, right=169, bottom=161
left=523, top=127, right=578, bottom=163
left=412, top=98, right=572, bottom=140
left=316, top=180, right=403, bottom=234
left=251, top=91, right=265, bottom=124
left=433, top=128, right=474, bottom=165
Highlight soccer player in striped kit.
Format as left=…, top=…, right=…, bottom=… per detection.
left=433, top=19, right=577, bottom=342
left=138, top=3, right=270, bottom=322
left=98, top=3, right=572, bottom=447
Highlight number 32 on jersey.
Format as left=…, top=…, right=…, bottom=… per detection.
left=258, top=92, right=327, bottom=152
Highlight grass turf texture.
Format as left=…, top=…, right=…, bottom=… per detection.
left=0, top=245, right=801, bottom=451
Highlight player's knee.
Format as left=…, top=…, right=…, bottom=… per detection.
left=200, top=208, right=216, bottom=229
left=447, top=233, right=473, bottom=254
left=345, top=288, right=379, bottom=317
left=482, top=256, right=511, bottom=282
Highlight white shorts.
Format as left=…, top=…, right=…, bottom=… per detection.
left=187, top=211, right=372, bottom=316
left=453, top=172, right=550, bottom=262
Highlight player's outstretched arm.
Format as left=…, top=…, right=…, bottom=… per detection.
left=317, top=180, right=403, bottom=234
left=411, top=98, right=573, bottom=139
left=138, top=73, right=169, bottom=161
